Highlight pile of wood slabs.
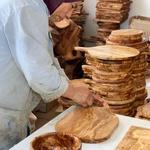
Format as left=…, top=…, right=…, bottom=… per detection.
left=129, top=16, right=150, bottom=71
left=107, top=29, right=148, bottom=109
left=75, top=45, right=139, bottom=116
left=71, top=0, right=87, bottom=45
left=71, top=0, right=87, bottom=27
left=96, top=0, right=132, bottom=43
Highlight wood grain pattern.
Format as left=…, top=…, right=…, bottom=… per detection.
left=110, top=29, right=143, bottom=37
left=103, top=97, right=135, bottom=105
left=116, top=126, right=150, bottom=150
left=86, top=55, right=133, bottom=72
left=107, top=29, right=147, bottom=109
left=56, top=107, right=119, bottom=143
left=31, top=132, right=81, bottom=150
left=106, top=40, right=149, bottom=54
left=96, top=1, right=131, bottom=11
left=75, top=45, right=139, bottom=61
left=136, top=103, right=150, bottom=119
left=90, top=79, right=134, bottom=92
left=96, top=0, right=131, bottom=43
left=108, top=29, right=143, bottom=44
left=54, top=18, right=71, bottom=29
left=92, top=70, right=131, bottom=83
left=80, top=45, right=137, bottom=116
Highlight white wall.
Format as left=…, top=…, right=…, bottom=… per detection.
left=84, top=0, right=150, bottom=37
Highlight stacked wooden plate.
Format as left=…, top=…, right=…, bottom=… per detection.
left=129, top=16, right=150, bottom=69
left=75, top=45, right=139, bottom=116
left=107, top=29, right=148, bottom=108
left=96, top=0, right=132, bottom=43
left=71, top=0, right=87, bottom=27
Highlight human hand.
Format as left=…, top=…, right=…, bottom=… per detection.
left=63, top=80, right=109, bottom=107
left=63, top=80, right=93, bottom=107
left=92, top=94, right=109, bottom=108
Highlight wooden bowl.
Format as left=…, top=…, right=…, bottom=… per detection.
left=31, top=132, right=81, bottom=150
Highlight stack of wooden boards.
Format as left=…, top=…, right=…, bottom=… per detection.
left=71, top=0, right=87, bottom=45
left=129, top=16, right=150, bottom=70
left=75, top=45, right=139, bottom=116
left=71, top=0, right=86, bottom=27
left=96, top=0, right=132, bottom=43
left=107, top=29, right=149, bottom=109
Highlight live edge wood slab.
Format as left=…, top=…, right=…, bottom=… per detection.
left=55, top=106, right=119, bottom=143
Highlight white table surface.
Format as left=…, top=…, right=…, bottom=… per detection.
left=10, top=106, right=150, bottom=150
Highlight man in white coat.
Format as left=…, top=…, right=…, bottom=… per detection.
left=0, top=0, right=104, bottom=149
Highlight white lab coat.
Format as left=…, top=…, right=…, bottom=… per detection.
left=0, top=0, right=68, bottom=149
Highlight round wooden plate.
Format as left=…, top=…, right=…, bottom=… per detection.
left=108, top=29, right=143, bottom=44
left=75, top=45, right=139, bottom=61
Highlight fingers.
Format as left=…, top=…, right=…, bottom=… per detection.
left=102, top=101, right=109, bottom=108
left=87, top=94, right=94, bottom=106
left=93, top=94, right=109, bottom=108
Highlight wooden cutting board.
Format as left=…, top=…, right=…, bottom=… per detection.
left=116, top=126, right=150, bottom=150
left=55, top=107, right=119, bottom=143
left=75, top=45, right=139, bottom=61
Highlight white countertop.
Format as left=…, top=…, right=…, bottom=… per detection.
left=10, top=106, right=150, bottom=150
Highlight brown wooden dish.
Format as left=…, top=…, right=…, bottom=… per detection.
left=31, top=132, right=81, bottom=150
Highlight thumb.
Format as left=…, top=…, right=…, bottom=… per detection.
left=93, top=94, right=109, bottom=108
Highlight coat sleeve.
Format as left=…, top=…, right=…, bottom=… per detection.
left=4, top=4, right=68, bottom=102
